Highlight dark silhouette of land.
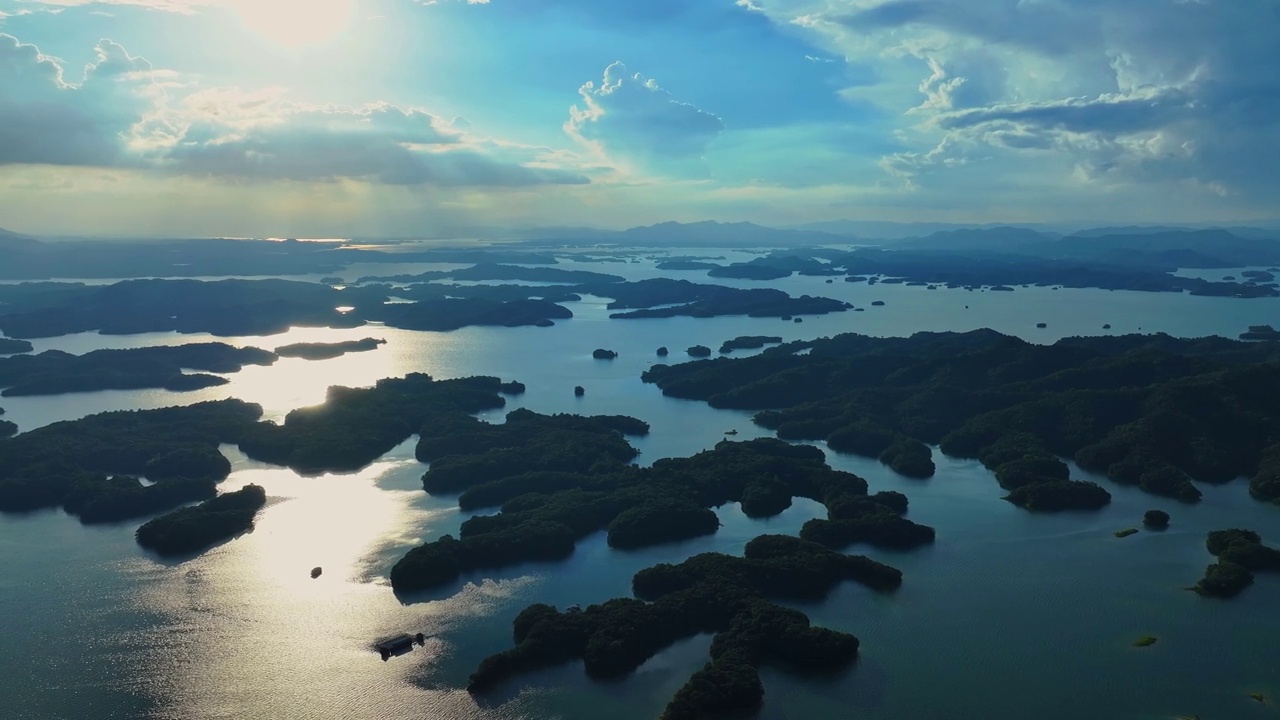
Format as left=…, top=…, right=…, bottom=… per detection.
left=470, top=535, right=903, bottom=720
left=644, top=330, right=1280, bottom=507
left=135, top=484, right=268, bottom=556
left=391, top=432, right=932, bottom=593
left=274, top=338, right=386, bottom=360
left=0, top=343, right=276, bottom=396
left=1193, top=530, right=1280, bottom=598
left=0, top=338, right=33, bottom=355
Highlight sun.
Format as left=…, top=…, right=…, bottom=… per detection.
left=231, top=0, right=356, bottom=49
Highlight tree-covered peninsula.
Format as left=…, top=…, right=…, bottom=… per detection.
left=469, top=534, right=902, bottom=720
left=237, top=374, right=517, bottom=474
left=0, top=400, right=262, bottom=517
left=0, top=343, right=277, bottom=397
left=135, top=484, right=268, bottom=556
left=0, top=338, right=33, bottom=355
left=390, top=430, right=932, bottom=593
left=643, top=330, right=1280, bottom=508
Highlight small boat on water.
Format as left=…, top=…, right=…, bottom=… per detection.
left=310, top=567, right=322, bottom=579
left=725, top=429, right=739, bottom=436
left=377, top=633, right=428, bottom=661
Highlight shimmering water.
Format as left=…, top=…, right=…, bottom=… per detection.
left=2, top=257, right=1278, bottom=720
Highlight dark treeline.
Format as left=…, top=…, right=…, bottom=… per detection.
left=357, top=263, right=625, bottom=285
left=0, top=279, right=570, bottom=339
left=238, top=374, right=516, bottom=474
left=470, top=535, right=903, bottom=720
left=0, top=406, right=15, bottom=439
left=0, top=343, right=277, bottom=397
left=0, top=236, right=557, bottom=281
left=691, top=243, right=1280, bottom=297
left=135, top=484, right=268, bottom=556
left=719, top=336, right=784, bottom=354
left=390, top=431, right=932, bottom=593
left=360, top=297, right=572, bottom=331
left=0, top=276, right=853, bottom=340
left=643, top=330, right=1280, bottom=508
left=274, top=337, right=386, bottom=360
left=0, top=400, right=262, bottom=517
left=0, top=280, right=372, bottom=338
left=1193, top=529, right=1280, bottom=598
left=575, top=278, right=850, bottom=319
left=0, top=338, right=33, bottom=355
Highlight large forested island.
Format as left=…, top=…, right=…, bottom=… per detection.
left=391, top=425, right=932, bottom=593
left=471, top=535, right=901, bottom=719
left=135, top=484, right=268, bottom=556
left=0, top=343, right=277, bottom=396
left=643, top=330, right=1280, bottom=509
left=0, top=276, right=852, bottom=340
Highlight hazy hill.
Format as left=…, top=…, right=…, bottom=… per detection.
left=526, top=220, right=849, bottom=248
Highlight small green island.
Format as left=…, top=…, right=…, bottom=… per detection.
left=1132, top=635, right=1158, bottom=647
left=592, top=348, right=618, bottom=360
left=274, top=337, right=386, bottom=360
left=469, top=534, right=902, bottom=720
left=686, top=345, right=712, bottom=358
left=1192, top=529, right=1280, bottom=598
left=135, top=484, right=268, bottom=556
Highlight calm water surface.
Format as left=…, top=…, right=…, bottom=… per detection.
left=1, top=257, right=1277, bottom=720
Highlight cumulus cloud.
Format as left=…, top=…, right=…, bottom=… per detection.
left=749, top=0, right=1280, bottom=196
left=0, top=34, right=587, bottom=187
left=0, top=34, right=153, bottom=166
left=566, top=62, right=724, bottom=175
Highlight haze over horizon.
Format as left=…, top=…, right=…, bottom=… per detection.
left=1, top=0, right=1277, bottom=237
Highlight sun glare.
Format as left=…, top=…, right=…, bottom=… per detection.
left=232, top=0, right=356, bottom=49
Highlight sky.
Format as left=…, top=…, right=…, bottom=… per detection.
left=0, top=0, right=1277, bottom=237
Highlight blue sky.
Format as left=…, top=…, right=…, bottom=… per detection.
left=0, top=0, right=1276, bottom=237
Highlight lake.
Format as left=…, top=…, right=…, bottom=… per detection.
left=1, top=255, right=1277, bottom=720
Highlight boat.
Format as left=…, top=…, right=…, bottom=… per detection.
left=377, top=633, right=429, bottom=660
left=725, top=429, right=739, bottom=436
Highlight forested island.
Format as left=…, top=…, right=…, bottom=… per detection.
left=683, top=242, right=1280, bottom=297
left=470, top=534, right=901, bottom=719
left=274, top=338, right=386, bottom=360
left=237, top=374, right=517, bottom=474
left=391, top=431, right=932, bottom=593
left=0, top=275, right=856, bottom=341
left=135, top=484, right=268, bottom=556
left=576, top=279, right=849, bottom=320
left=0, top=338, right=33, bottom=355
left=1193, top=529, right=1280, bottom=598
left=0, top=400, right=261, bottom=517
left=356, top=263, right=625, bottom=285
left=719, top=336, right=783, bottom=354
left=0, top=406, right=15, bottom=439
left=643, top=330, right=1280, bottom=508
left=0, top=343, right=277, bottom=397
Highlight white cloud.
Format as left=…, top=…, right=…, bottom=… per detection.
left=745, top=0, right=1280, bottom=196
left=565, top=61, right=724, bottom=177
left=0, top=33, right=588, bottom=187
